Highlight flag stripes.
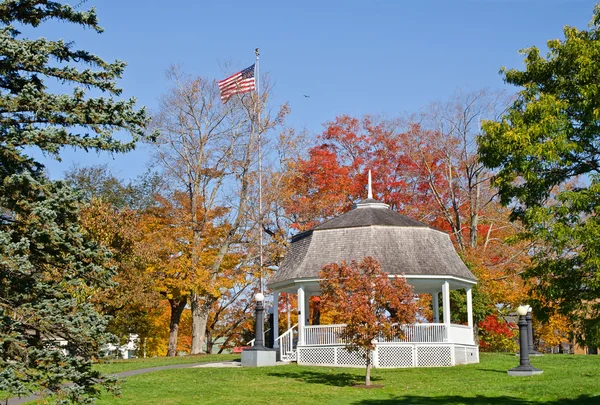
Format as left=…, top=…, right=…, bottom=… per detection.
left=218, top=64, right=256, bottom=103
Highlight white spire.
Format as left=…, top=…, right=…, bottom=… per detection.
left=368, top=170, right=373, bottom=199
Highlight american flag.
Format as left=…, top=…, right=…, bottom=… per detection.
left=218, top=64, right=256, bottom=103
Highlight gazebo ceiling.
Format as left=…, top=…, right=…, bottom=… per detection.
left=269, top=198, right=477, bottom=289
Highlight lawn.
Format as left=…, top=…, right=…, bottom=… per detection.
left=93, top=353, right=600, bottom=405
left=1, top=354, right=241, bottom=404
left=94, top=353, right=240, bottom=374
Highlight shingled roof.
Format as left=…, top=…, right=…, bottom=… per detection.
left=269, top=198, right=477, bottom=286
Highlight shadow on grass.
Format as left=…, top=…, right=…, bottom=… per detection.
left=355, top=395, right=598, bottom=405
left=267, top=370, right=381, bottom=387
left=475, top=368, right=513, bottom=374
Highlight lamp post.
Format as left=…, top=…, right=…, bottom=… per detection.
left=526, top=307, right=541, bottom=356
left=508, top=305, right=543, bottom=376
left=253, top=292, right=266, bottom=349
left=241, top=292, right=276, bottom=367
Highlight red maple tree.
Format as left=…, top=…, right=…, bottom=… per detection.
left=319, top=257, right=417, bottom=386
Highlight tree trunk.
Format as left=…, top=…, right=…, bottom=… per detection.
left=206, top=330, right=214, bottom=354
left=311, top=299, right=321, bottom=325
left=469, top=171, right=481, bottom=248
left=365, top=354, right=371, bottom=386
left=190, top=291, right=208, bottom=354
left=192, top=294, right=212, bottom=354
left=167, top=297, right=187, bottom=357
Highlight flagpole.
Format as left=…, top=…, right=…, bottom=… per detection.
left=255, top=48, right=263, bottom=296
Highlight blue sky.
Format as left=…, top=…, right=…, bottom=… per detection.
left=30, top=0, right=599, bottom=180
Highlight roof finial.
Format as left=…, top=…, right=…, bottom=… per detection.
left=368, top=170, right=373, bottom=199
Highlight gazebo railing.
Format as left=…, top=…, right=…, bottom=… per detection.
left=303, top=323, right=450, bottom=346
left=276, top=323, right=298, bottom=361
left=304, top=324, right=347, bottom=345
left=381, top=324, right=448, bottom=343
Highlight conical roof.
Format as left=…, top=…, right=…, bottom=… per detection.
left=269, top=198, right=477, bottom=286
left=314, top=199, right=429, bottom=230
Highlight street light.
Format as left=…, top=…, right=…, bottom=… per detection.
left=508, top=305, right=543, bottom=376
left=252, top=292, right=266, bottom=349
left=241, top=291, right=276, bottom=367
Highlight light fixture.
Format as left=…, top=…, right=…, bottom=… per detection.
left=516, top=305, right=529, bottom=316
left=255, top=292, right=265, bottom=302
left=508, top=304, right=543, bottom=376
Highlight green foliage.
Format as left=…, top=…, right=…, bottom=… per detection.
left=0, top=1, right=150, bottom=402
left=478, top=5, right=600, bottom=348
left=64, top=165, right=163, bottom=210
left=449, top=286, right=493, bottom=326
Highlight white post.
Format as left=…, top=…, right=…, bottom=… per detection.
left=304, top=294, right=311, bottom=326
left=297, top=285, right=305, bottom=345
left=432, top=292, right=440, bottom=323
left=466, top=287, right=473, bottom=329
left=273, top=290, right=279, bottom=348
left=286, top=293, right=291, bottom=330
left=442, top=281, right=451, bottom=342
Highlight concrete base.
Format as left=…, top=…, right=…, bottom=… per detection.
left=507, top=365, right=543, bottom=376
left=241, top=348, right=277, bottom=367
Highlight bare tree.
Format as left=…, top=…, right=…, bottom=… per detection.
left=150, top=66, right=288, bottom=354
left=404, top=89, right=511, bottom=251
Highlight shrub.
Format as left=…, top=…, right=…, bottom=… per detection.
left=478, top=315, right=518, bottom=352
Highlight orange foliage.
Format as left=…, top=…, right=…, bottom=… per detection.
left=319, top=257, right=417, bottom=385
left=145, top=301, right=193, bottom=357
left=281, top=109, right=566, bottom=338
left=319, top=258, right=417, bottom=348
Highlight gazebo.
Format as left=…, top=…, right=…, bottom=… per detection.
left=267, top=185, right=479, bottom=368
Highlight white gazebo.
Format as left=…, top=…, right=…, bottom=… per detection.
left=268, top=187, right=479, bottom=368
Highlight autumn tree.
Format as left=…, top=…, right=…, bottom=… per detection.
left=283, top=92, right=532, bottom=328
left=150, top=66, right=288, bottom=354
left=0, top=1, right=149, bottom=402
left=479, top=5, right=600, bottom=348
left=319, top=257, right=417, bottom=386
left=65, top=166, right=165, bottom=355
left=205, top=283, right=255, bottom=353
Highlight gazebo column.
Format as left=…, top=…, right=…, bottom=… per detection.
left=304, top=294, right=311, bottom=325
left=432, top=291, right=440, bottom=323
left=466, top=286, right=473, bottom=332
left=442, top=280, right=451, bottom=341
left=297, top=285, right=305, bottom=345
left=272, top=290, right=279, bottom=348
left=466, top=287, right=473, bottom=327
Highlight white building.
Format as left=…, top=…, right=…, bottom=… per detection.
left=268, top=193, right=479, bottom=368
left=103, top=334, right=139, bottom=359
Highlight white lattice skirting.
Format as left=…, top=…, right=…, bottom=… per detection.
left=296, top=343, right=479, bottom=368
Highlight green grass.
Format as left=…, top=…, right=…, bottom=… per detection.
left=94, top=354, right=240, bottom=374
left=94, top=354, right=600, bottom=405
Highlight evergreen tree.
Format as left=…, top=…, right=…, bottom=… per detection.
left=0, top=1, right=150, bottom=402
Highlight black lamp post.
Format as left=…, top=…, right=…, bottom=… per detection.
left=252, top=292, right=266, bottom=349
left=526, top=307, right=541, bottom=356
left=508, top=305, right=543, bottom=376
left=241, top=292, right=276, bottom=367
